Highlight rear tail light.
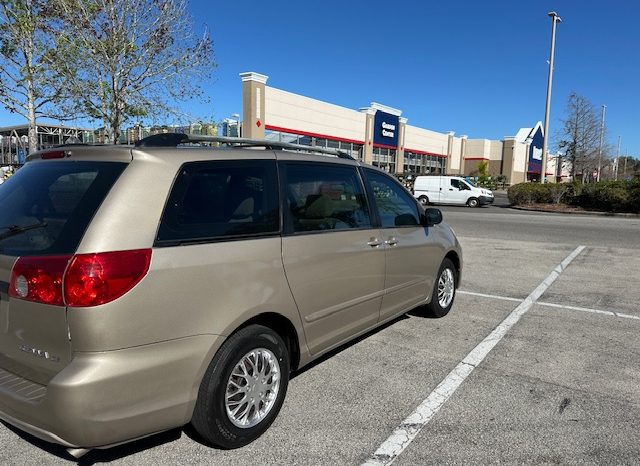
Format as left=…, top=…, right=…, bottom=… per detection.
left=64, top=249, right=151, bottom=307
left=10, top=255, right=72, bottom=306
left=9, top=249, right=151, bottom=307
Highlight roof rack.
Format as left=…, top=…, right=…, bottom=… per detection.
left=134, top=132, right=355, bottom=160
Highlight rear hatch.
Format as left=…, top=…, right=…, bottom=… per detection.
left=0, top=159, right=127, bottom=384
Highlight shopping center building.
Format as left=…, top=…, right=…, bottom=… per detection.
left=239, top=72, right=565, bottom=184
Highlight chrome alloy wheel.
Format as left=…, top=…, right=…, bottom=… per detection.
left=225, top=348, right=281, bottom=429
left=437, top=267, right=455, bottom=308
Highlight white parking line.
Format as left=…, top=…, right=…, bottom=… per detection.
left=362, top=245, right=586, bottom=466
left=459, top=290, right=640, bottom=322
left=538, top=301, right=640, bottom=321
left=458, top=290, right=523, bottom=302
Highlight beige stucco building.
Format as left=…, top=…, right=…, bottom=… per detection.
left=240, top=72, right=567, bottom=184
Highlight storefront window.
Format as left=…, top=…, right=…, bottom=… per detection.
left=403, top=151, right=445, bottom=175
left=373, top=147, right=396, bottom=173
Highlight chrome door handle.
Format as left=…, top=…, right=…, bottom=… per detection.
left=385, top=237, right=398, bottom=246
left=367, top=238, right=382, bottom=247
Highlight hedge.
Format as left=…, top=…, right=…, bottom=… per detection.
left=508, top=181, right=640, bottom=213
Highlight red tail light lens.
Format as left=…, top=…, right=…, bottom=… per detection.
left=41, top=150, right=66, bottom=159
left=10, top=255, right=72, bottom=306
left=9, top=249, right=152, bottom=307
left=64, top=249, right=152, bottom=307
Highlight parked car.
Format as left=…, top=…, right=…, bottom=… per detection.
left=413, top=175, right=494, bottom=207
left=0, top=134, right=462, bottom=458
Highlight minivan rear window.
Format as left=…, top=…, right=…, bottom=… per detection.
left=0, top=161, right=127, bottom=256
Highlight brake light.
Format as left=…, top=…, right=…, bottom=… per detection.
left=41, top=150, right=66, bottom=159
left=10, top=255, right=72, bottom=306
left=64, top=249, right=152, bottom=307
left=9, top=249, right=152, bottom=307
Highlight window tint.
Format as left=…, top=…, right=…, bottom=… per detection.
left=285, top=163, right=371, bottom=233
left=0, top=161, right=127, bottom=256
left=365, top=170, right=420, bottom=228
left=157, top=160, right=279, bottom=243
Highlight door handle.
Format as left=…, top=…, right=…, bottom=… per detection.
left=384, top=237, right=398, bottom=246
left=367, top=238, right=382, bottom=248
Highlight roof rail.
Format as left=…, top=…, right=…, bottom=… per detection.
left=134, top=132, right=355, bottom=160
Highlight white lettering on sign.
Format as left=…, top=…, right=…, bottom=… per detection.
left=381, top=122, right=396, bottom=131
left=382, top=129, right=395, bottom=138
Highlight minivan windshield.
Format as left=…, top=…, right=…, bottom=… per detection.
left=0, top=161, right=126, bottom=256
left=465, top=179, right=477, bottom=188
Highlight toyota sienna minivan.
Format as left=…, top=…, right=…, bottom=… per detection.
left=0, top=133, right=462, bottom=458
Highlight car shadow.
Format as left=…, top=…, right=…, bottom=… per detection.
left=2, top=419, right=182, bottom=465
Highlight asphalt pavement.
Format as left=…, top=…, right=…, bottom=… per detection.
left=1, top=203, right=639, bottom=465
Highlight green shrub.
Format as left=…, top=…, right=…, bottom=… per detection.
left=508, top=180, right=640, bottom=212
left=507, top=183, right=551, bottom=205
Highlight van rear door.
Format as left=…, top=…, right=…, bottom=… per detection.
left=0, top=160, right=127, bottom=384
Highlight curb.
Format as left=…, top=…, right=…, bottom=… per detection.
left=509, top=205, right=640, bottom=218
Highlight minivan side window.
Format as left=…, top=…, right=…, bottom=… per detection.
left=284, top=163, right=371, bottom=233
left=157, top=160, right=279, bottom=243
left=365, top=170, right=420, bottom=228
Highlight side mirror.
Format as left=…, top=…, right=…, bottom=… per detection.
left=422, top=208, right=443, bottom=227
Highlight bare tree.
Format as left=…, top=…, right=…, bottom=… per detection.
left=0, top=0, right=69, bottom=153
left=52, top=0, right=215, bottom=143
left=558, top=92, right=602, bottom=181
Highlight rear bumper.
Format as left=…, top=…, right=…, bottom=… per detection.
left=0, top=334, right=222, bottom=448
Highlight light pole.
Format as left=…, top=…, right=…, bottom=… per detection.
left=614, top=135, right=621, bottom=181
left=540, top=11, right=562, bottom=184
left=596, top=105, right=606, bottom=182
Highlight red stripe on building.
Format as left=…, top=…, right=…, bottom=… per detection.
left=404, top=148, right=447, bottom=158
left=264, top=125, right=365, bottom=145
left=464, top=157, right=491, bottom=161
left=373, top=142, right=398, bottom=150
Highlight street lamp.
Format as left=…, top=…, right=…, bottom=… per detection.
left=540, top=11, right=562, bottom=184
left=596, top=105, right=606, bottom=182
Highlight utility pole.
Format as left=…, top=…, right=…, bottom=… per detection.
left=541, top=11, right=562, bottom=184
left=614, top=136, right=621, bottom=181
left=596, top=105, right=606, bottom=182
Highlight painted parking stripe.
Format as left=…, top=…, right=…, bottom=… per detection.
left=362, top=245, right=586, bottom=466
left=458, top=290, right=523, bottom=303
left=459, top=290, right=640, bottom=322
left=538, top=301, right=640, bottom=321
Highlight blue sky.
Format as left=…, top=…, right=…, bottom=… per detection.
left=2, top=0, right=639, bottom=156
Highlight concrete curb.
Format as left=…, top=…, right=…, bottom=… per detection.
left=510, top=205, right=640, bottom=218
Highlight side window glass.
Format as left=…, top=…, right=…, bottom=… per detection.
left=451, top=179, right=461, bottom=190
left=366, top=170, right=420, bottom=228
left=285, top=163, right=371, bottom=233
left=157, top=160, right=279, bottom=243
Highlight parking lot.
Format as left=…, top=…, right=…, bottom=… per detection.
left=2, top=205, right=640, bottom=465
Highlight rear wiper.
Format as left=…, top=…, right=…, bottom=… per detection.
left=0, top=222, right=48, bottom=241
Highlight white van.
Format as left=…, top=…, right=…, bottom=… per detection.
left=413, top=176, right=494, bottom=207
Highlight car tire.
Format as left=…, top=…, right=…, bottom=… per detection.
left=418, top=195, right=429, bottom=206
left=466, top=197, right=479, bottom=208
left=422, top=258, right=457, bottom=318
left=191, top=324, right=290, bottom=449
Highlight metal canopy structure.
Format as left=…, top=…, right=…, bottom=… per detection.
left=0, top=123, right=94, bottom=165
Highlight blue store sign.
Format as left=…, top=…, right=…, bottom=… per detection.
left=527, top=126, right=544, bottom=173
left=373, top=111, right=399, bottom=147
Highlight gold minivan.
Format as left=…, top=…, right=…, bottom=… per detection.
left=0, top=134, right=462, bottom=458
